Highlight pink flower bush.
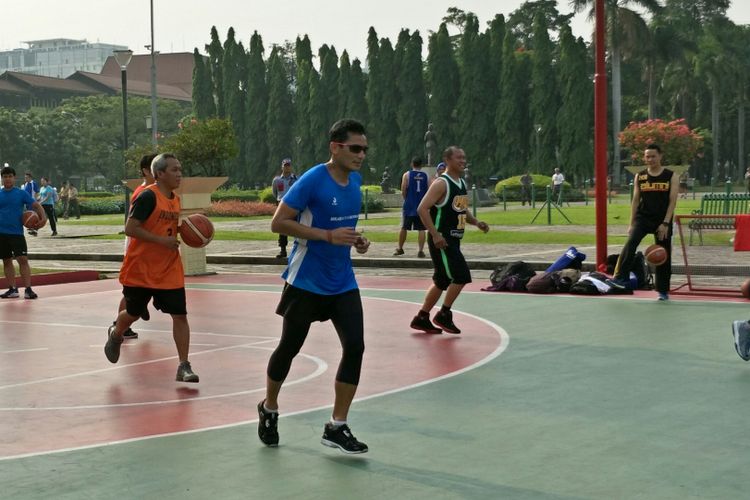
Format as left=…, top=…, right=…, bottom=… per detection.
left=619, top=119, right=703, bottom=166
left=206, top=200, right=276, bottom=217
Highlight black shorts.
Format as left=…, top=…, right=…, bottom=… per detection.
left=0, top=234, right=28, bottom=260
left=401, top=215, right=426, bottom=231
left=276, top=283, right=362, bottom=325
left=122, top=286, right=187, bottom=316
left=428, top=235, right=472, bottom=290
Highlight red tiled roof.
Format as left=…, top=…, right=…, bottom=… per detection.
left=0, top=78, right=28, bottom=95
left=70, top=71, right=191, bottom=102
left=100, top=52, right=196, bottom=88
left=2, top=71, right=95, bottom=94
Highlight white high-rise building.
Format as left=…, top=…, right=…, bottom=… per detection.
left=0, top=38, right=127, bottom=79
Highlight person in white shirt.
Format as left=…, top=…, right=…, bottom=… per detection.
left=551, top=168, right=564, bottom=201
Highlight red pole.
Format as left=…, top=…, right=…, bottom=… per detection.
left=594, top=0, right=609, bottom=270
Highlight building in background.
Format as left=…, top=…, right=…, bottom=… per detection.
left=0, top=39, right=127, bottom=78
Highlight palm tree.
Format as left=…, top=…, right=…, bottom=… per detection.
left=571, top=0, right=662, bottom=185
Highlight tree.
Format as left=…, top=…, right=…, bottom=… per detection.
left=347, top=58, right=368, bottom=123
left=337, top=50, right=352, bottom=119
left=294, top=36, right=315, bottom=169
left=557, top=26, right=593, bottom=181
left=572, top=0, right=663, bottom=185
left=266, top=46, right=294, bottom=179
left=507, top=0, right=573, bottom=47
left=529, top=12, right=559, bottom=171
left=192, top=49, right=216, bottom=119
left=426, top=23, right=459, bottom=154
left=222, top=29, right=248, bottom=183
left=162, top=118, right=238, bottom=176
left=318, top=45, right=340, bottom=135
left=396, top=31, right=428, bottom=167
left=307, top=66, right=329, bottom=162
left=205, top=26, right=225, bottom=118
left=245, top=31, right=268, bottom=186
left=619, top=118, right=703, bottom=165
left=375, top=37, right=400, bottom=174
left=495, top=32, right=529, bottom=175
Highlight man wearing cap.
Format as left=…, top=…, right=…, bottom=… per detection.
left=272, top=158, right=298, bottom=259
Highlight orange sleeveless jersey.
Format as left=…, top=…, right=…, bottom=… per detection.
left=131, top=183, right=148, bottom=202
left=119, top=184, right=184, bottom=289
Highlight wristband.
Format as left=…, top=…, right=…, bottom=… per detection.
left=326, top=230, right=333, bottom=244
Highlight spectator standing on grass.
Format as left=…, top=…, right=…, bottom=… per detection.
left=551, top=168, right=564, bottom=202
left=520, top=171, right=532, bottom=206
left=394, top=156, right=429, bottom=258
left=271, top=158, right=297, bottom=259
left=66, top=181, right=81, bottom=219
left=39, top=176, right=57, bottom=237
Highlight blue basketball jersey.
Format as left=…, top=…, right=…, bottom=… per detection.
left=402, top=169, right=429, bottom=216
left=281, top=163, right=362, bottom=295
left=0, top=187, right=35, bottom=235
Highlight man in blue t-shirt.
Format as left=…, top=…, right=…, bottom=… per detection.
left=257, top=119, right=371, bottom=455
left=0, top=165, right=47, bottom=299
left=394, top=156, right=429, bottom=258
left=22, top=172, right=40, bottom=236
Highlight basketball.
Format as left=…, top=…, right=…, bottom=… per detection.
left=179, top=213, right=214, bottom=248
left=742, top=279, right=750, bottom=299
left=21, top=210, right=42, bottom=229
left=644, top=244, right=667, bottom=266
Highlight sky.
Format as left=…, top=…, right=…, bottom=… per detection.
left=2, top=1, right=750, bottom=63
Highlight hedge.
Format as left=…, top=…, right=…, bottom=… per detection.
left=495, top=174, right=584, bottom=202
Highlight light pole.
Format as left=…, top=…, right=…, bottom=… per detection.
left=148, top=0, right=158, bottom=145
left=114, top=49, right=133, bottom=224
left=534, top=123, right=542, bottom=171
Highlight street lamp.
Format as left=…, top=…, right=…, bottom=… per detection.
left=534, top=123, right=542, bottom=171
left=148, top=0, right=158, bottom=146
left=113, top=49, right=133, bottom=224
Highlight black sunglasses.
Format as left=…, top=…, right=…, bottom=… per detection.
left=333, top=142, right=369, bottom=154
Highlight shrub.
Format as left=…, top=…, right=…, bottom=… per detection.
left=79, top=197, right=126, bottom=215
left=259, top=187, right=276, bottom=204
left=360, top=185, right=383, bottom=195
left=495, top=174, right=583, bottom=202
left=619, top=118, right=704, bottom=166
left=211, top=190, right=260, bottom=202
left=206, top=200, right=276, bottom=217
left=79, top=191, right=116, bottom=198
left=362, top=197, right=385, bottom=213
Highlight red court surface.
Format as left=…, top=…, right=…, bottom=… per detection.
left=0, top=274, right=505, bottom=460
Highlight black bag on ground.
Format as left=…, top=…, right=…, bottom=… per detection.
left=489, top=261, right=536, bottom=288
left=605, top=252, right=653, bottom=290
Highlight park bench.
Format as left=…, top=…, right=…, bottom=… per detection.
left=688, top=193, right=750, bottom=245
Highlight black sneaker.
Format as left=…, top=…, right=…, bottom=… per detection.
left=24, top=288, right=38, bottom=299
left=410, top=314, right=442, bottom=334
left=433, top=309, right=461, bottom=334
left=104, top=324, right=123, bottom=363
left=257, top=400, right=279, bottom=447
left=393, top=248, right=404, bottom=256
left=417, top=251, right=426, bottom=258
left=1, top=287, right=19, bottom=299
left=122, top=328, right=138, bottom=339
left=176, top=361, right=199, bottom=382
left=321, top=423, right=368, bottom=454
left=276, top=251, right=287, bottom=259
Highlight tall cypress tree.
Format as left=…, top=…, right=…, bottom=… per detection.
left=456, top=15, right=495, bottom=179
left=205, top=26, right=225, bottom=118
left=495, top=31, right=527, bottom=175
left=294, top=36, right=314, bottom=169
left=221, top=29, right=248, bottom=183
left=396, top=31, right=428, bottom=167
left=266, top=46, right=294, bottom=179
left=337, top=50, right=352, bottom=119
left=377, top=38, right=400, bottom=175
left=557, top=26, right=592, bottom=182
left=487, top=15, right=506, bottom=168
left=347, top=58, right=368, bottom=123
left=245, top=31, right=268, bottom=186
left=365, top=27, right=383, bottom=170
left=192, top=49, right=216, bottom=118
left=529, top=13, right=559, bottom=171
left=308, top=67, right=329, bottom=162
left=426, top=23, right=459, bottom=153
left=319, top=46, right=339, bottom=130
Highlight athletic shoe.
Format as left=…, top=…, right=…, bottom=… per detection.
left=28, top=229, right=37, bottom=237
left=175, top=361, right=199, bottom=383
left=605, top=277, right=631, bottom=290
left=276, top=250, right=287, bottom=259
left=321, top=423, right=368, bottom=454
left=393, top=248, right=404, bottom=256
left=417, top=251, right=426, bottom=258
left=1, top=287, right=19, bottom=299
left=410, top=314, right=442, bottom=334
left=433, top=309, right=461, bottom=334
left=51, top=231, right=57, bottom=236
left=657, top=292, right=669, bottom=301
left=257, top=400, right=279, bottom=447
left=24, top=288, right=38, bottom=300
left=104, top=324, right=123, bottom=363
left=141, top=307, right=150, bottom=321
left=122, top=328, right=138, bottom=339
left=732, top=320, right=750, bottom=361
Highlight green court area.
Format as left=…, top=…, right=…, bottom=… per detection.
left=3, top=284, right=748, bottom=499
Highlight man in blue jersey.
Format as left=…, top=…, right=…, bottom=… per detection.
left=410, top=146, right=489, bottom=334
left=0, top=165, right=47, bottom=299
left=22, top=172, right=40, bottom=236
left=258, top=119, right=371, bottom=454
left=394, top=156, right=429, bottom=258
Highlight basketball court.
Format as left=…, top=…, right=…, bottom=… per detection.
left=2, top=273, right=749, bottom=499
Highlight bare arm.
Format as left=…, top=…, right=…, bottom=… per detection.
left=30, top=201, right=47, bottom=228
left=400, top=172, right=409, bottom=200
left=657, top=172, right=680, bottom=240
left=271, top=201, right=360, bottom=246
left=628, top=181, right=641, bottom=233
left=125, top=217, right=179, bottom=250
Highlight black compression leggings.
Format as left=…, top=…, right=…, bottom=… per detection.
left=267, top=306, right=365, bottom=386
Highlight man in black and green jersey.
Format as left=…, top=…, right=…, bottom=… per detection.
left=410, top=146, right=489, bottom=334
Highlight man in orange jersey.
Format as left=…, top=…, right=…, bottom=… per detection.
left=104, top=153, right=199, bottom=382
left=112, top=153, right=157, bottom=340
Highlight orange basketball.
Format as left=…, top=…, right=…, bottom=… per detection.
left=179, top=214, right=214, bottom=248
left=742, top=279, right=750, bottom=299
left=21, top=210, right=42, bottom=229
left=644, top=244, right=667, bottom=266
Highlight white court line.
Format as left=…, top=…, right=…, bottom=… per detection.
left=0, top=294, right=509, bottom=462
left=0, top=338, right=277, bottom=392
left=2, top=348, right=49, bottom=354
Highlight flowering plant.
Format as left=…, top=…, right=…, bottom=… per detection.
left=619, top=119, right=703, bottom=166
